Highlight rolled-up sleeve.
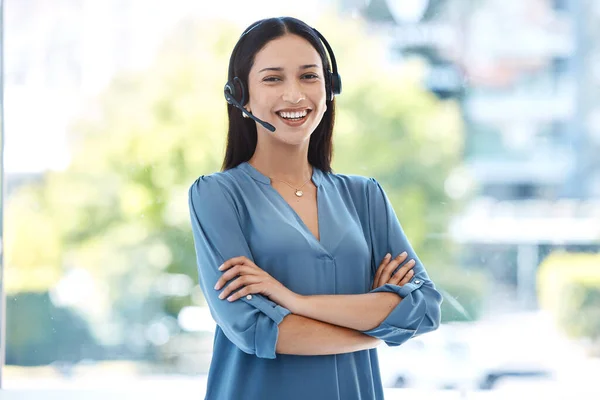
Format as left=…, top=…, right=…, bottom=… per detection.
left=188, top=175, right=291, bottom=359
left=361, top=178, right=443, bottom=346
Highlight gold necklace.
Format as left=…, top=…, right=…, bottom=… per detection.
left=270, top=174, right=312, bottom=197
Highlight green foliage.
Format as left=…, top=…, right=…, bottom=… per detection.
left=6, top=292, right=101, bottom=366
left=537, top=252, right=600, bottom=340
left=6, top=14, right=465, bottom=356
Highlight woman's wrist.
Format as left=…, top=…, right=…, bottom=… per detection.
left=284, top=291, right=307, bottom=314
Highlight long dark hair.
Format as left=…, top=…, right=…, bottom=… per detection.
left=221, top=17, right=336, bottom=173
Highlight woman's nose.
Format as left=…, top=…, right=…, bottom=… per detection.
left=282, top=80, right=305, bottom=104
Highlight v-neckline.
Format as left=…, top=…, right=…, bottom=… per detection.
left=240, top=161, right=327, bottom=250
left=272, top=185, right=322, bottom=244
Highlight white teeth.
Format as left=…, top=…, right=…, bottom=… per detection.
left=278, top=110, right=308, bottom=119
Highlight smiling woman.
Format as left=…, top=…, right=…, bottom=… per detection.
left=250, top=37, right=324, bottom=135
left=188, top=16, right=442, bottom=400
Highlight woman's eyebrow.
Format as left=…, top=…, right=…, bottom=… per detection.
left=258, top=64, right=320, bottom=73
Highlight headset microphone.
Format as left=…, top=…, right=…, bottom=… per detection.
left=224, top=78, right=276, bottom=132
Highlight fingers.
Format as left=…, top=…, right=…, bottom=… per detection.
left=377, top=251, right=409, bottom=287
left=214, top=264, right=255, bottom=290
left=398, top=269, right=414, bottom=286
left=219, top=256, right=252, bottom=271
left=214, top=256, right=275, bottom=302
left=373, top=253, right=391, bottom=289
left=225, top=283, right=263, bottom=302
left=218, top=275, right=261, bottom=301
left=392, top=260, right=417, bottom=286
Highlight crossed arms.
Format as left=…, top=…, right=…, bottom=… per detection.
left=189, top=175, right=443, bottom=359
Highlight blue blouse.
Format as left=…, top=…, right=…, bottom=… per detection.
left=188, top=161, right=442, bottom=400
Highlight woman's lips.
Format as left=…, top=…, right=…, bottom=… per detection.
left=276, top=110, right=311, bottom=127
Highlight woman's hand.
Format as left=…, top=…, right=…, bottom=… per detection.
left=214, top=256, right=299, bottom=308
left=372, top=251, right=416, bottom=290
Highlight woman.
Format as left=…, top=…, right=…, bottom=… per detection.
left=188, top=16, right=443, bottom=400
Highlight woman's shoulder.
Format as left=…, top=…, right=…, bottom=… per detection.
left=325, top=169, right=380, bottom=192
left=191, top=163, right=250, bottom=186
left=188, top=167, right=244, bottom=200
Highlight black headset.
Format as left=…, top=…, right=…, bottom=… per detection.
left=223, top=25, right=342, bottom=132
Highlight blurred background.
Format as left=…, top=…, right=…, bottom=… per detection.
left=2, top=0, right=600, bottom=398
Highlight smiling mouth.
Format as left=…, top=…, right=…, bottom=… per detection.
left=276, top=109, right=311, bottom=121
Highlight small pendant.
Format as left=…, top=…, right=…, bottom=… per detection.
left=295, top=190, right=303, bottom=197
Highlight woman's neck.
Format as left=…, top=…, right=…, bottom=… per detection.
left=248, top=151, right=312, bottom=186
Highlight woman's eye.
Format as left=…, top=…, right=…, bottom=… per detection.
left=263, top=74, right=318, bottom=82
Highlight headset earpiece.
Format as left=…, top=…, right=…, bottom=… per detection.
left=329, top=72, right=342, bottom=100
left=223, top=82, right=235, bottom=104
left=224, top=77, right=247, bottom=106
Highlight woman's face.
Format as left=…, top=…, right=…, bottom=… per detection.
left=246, top=34, right=327, bottom=145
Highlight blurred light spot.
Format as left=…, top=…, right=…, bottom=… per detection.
left=155, top=273, right=193, bottom=296
left=146, top=321, right=170, bottom=346
left=178, top=306, right=216, bottom=333
left=148, top=242, right=173, bottom=269
left=445, top=167, right=474, bottom=199
left=50, top=268, right=96, bottom=307
left=386, top=0, right=430, bottom=24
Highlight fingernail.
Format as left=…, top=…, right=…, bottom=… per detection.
left=385, top=253, right=391, bottom=259
left=218, top=293, right=224, bottom=299
left=401, top=251, right=407, bottom=257
left=214, top=283, right=219, bottom=290
left=218, top=264, right=224, bottom=271
left=227, top=296, right=233, bottom=302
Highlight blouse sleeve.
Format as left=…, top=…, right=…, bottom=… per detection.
left=188, top=175, right=291, bottom=359
left=361, top=178, right=443, bottom=346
